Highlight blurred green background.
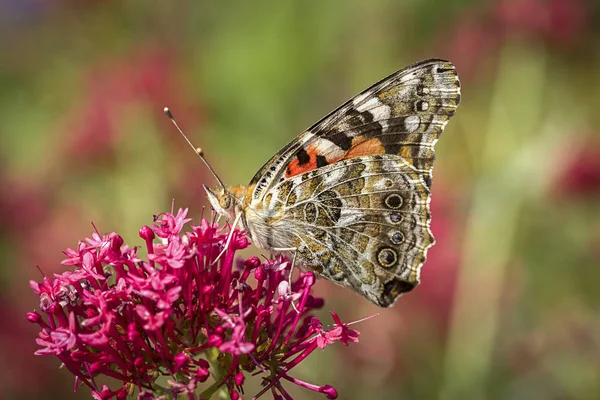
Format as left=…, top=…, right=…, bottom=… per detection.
left=1, top=0, right=599, bottom=399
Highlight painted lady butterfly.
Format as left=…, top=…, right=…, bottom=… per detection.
left=169, top=59, right=460, bottom=307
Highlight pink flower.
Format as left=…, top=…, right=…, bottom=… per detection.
left=28, top=208, right=368, bottom=399
left=555, top=141, right=600, bottom=198
left=35, top=312, right=77, bottom=355
left=440, top=0, right=588, bottom=81
left=495, top=0, right=587, bottom=46
left=330, top=312, right=361, bottom=346
left=59, top=48, right=204, bottom=166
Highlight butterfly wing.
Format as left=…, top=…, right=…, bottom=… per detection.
left=244, top=59, right=460, bottom=306
left=264, top=155, right=434, bottom=307
left=249, top=59, right=461, bottom=201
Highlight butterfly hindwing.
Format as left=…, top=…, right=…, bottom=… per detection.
left=249, top=59, right=460, bottom=201
left=266, top=155, right=433, bottom=307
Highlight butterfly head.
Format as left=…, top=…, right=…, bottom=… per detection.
left=203, top=185, right=236, bottom=219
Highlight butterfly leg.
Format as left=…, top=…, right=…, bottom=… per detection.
left=288, top=249, right=302, bottom=313
left=271, top=247, right=301, bottom=314
left=210, top=212, right=242, bottom=266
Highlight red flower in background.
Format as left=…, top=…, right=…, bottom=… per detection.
left=0, top=298, right=55, bottom=397
left=495, top=0, right=587, bottom=46
left=0, top=170, right=49, bottom=235
left=0, top=167, right=91, bottom=273
left=28, top=208, right=366, bottom=399
left=61, top=47, right=203, bottom=165
left=556, top=141, right=600, bottom=198
left=441, top=0, right=588, bottom=80
left=442, top=11, right=502, bottom=79
left=410, top=189, right=463, bottom=331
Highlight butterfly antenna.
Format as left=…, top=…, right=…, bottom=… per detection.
left=163, top=107, right=226, bottom=190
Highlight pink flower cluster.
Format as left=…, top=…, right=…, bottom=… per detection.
left=27, top=208, right=363, bottom=399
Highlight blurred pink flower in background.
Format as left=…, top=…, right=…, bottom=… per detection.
left=412, top=189, right=464, bottom=332
left=441, top=0, right=588, bottom=80
left=495, top=0, right=587, bottom=46
left=61, top=47, right=203, bottom=165
left=0, top=170, right=49, bottom=235
left=556, top=140, right=600, bottom=199
left=24, top=203, right=91, bottom=273
left=53, top=46, right=211, bottom=207
left=0, top=297, right=57, bottom=397
left=442, top=11, right=501, bottom=79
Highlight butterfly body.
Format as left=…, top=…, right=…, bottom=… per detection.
left=205, top=59, right=460, bottom=307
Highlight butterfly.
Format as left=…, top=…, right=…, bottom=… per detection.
left=170, top=59, right=460, bottom=307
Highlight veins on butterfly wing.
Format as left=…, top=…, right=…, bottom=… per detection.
left=286, top=219, right=374, bottom=272
left=288, top=170, right=412, bottom=210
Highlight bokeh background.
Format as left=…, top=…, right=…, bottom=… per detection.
left=1, top=0, right=599, bottom=399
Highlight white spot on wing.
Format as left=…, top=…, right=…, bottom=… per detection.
left=354, top=97, right=392, bottom=121
left=322, top=166, right=345, bottom=186
left=352, top=92, right=371, bottom=106
left=299, top=130, right=316, bottom=144
left=355, top=96, right=379, bottom=111
left=374, top=105, right=392, bottom=120
left=404, top=115, right=420, bottom=133
left=312, top=138, right=345, bottom=159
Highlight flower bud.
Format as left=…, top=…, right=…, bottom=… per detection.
left=139, top=225, right=155, bottom=241
left=244, top=256, right=261, bottom=270
left=322, top=385, right=338, bottom=399
left=26, top=311, right=42, bottom=324
left=234, top=371, right=244, bottom=386
left=302, top=272, right=316, bottom=286
left=196, top=365, right=210, bottom=382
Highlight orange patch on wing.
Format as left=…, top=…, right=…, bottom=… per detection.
left=345, top=137, right=386, bottom=158
left=285, top=146, right=319, bottom=178
left=285, top=137, right=391, bottom=178
left=398, top=146, right=414, bottom=165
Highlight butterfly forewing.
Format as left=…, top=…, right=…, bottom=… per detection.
left=250, top=59, right=460, bottom=201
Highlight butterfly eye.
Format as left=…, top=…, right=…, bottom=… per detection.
left=219, top=193, right=232, bottom=210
